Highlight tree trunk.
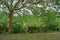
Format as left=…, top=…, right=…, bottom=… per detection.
left=8, top=12, right=13, bottom=33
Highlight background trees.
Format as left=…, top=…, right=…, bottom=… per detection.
left=0, top=0, right=60, bottom=33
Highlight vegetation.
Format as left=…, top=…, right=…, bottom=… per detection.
left=0, top=10, right=60, bottom=33
left=0, top=0, right=60, bottom=33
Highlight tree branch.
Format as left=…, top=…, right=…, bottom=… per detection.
left=15, top=6, right=24, bottom=10
left=33, top=0, right=40, bottom=4
left=11, top=0, right=14, bottom=7
left=14, top=0, right=40, bottom=10
left=14, top=0, right=20, bottom=8
left=26, top=0, right=40, bottom=4
left=0, top=0, right=11, bottom=12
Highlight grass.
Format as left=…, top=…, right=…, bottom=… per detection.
left=0, top=32, right=60, bottom=40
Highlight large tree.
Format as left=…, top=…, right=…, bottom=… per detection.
left=0, top=0, right=45, bottom=33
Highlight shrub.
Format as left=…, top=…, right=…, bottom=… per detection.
left=0, top=26, right=8, bottom=34
left=55, top=18, right=60, bottom=31
left=12, top=24, right=23, bottom=33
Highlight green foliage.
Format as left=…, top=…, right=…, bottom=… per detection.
left=0, top=14, right=8, bottom=34
left=12, top=24, right=23, bottom=33
left=55, top=18, right=60, bottom=31
left=22, top=15, right=47, bottom=27
left=45, top=10, right=58, bottom=31
left=11, top=16, right=24, bottom=33
left=0, top=10, right=60, bottom=33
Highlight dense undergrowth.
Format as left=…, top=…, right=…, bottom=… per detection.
left=0, top=10, right=60, bottom=34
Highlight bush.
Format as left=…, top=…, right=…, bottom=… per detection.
left=48, top=24, right=59, bottom=31
left=0, top=26, right=8, bottom=34
left=55, top=18, right=60, bottom=31
left=12, top=24, right=23, bottom=33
